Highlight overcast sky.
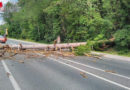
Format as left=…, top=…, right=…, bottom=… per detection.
left=0, top=0, right=18, bottom=25
left=1, top=0, right=18, bottom=5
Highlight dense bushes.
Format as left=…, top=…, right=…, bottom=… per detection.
left=114, top=26, right=130, bottom=49
left=0, top=0, right=129, bottom=53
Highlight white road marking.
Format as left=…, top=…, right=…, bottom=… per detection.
left=1, top=60, right=21, bottom=90
left=48, top=57, right=130, bottom=90
left=58, top=57, right=130, bottom=80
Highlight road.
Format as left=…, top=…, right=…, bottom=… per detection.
left=0, top=39, right=130, bottom=90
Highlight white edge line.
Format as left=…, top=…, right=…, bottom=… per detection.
left=1, top=60, right=21, bottom=90
left=58, top=57, right=130, bottom=80
left=48, top=57, right=130, bottom=90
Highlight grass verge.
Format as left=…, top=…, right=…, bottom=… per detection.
left=93, top=48, right=130, bottom=57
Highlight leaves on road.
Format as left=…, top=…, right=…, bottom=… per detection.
left=91, top=60, right=97, bottom=63
left=18, top=60, right=24, bottom=64
left=6, top=72, right=10, bottom=77
left=0, top=43, right=75, bottom=65
left=84, top=53, right=102, bottom=60
left=105, top=70, right=116, bottom=73
left=80, top=72, right=88, bottom=79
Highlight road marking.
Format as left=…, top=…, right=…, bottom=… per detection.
left=58, top=57, right=130, bottom=80
left=1, top=60, right=21, bottom=90
left=48, top=57, right=130, bottom=90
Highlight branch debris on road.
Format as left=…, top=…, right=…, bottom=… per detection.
left=6, top=72, right=10, bottom=77
left=80, top=72, right=88, bottom=79
left=0, top=43, right=103, bottom=65
left=105, top=70, right=116, bottom=73
left=0, top=44, right=76, bottom=63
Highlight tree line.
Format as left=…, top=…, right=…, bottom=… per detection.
left=1, top=0, right=130, bottom=51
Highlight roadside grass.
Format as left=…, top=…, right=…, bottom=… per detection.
left=93, top=48, right=130, bottom=57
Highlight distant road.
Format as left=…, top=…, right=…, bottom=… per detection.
left=0, top=39, right=130, bottom=90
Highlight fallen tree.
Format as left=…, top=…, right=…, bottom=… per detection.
left=0, top=42, right=86, bottom=58
left=92, top=40, right=115, bottom=51
left=9, top=42, right=86, bottom=50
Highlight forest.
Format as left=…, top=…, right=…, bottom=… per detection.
left=0, top=0, right=130, bottom=55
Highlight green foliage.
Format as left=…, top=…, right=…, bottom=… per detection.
left=74, top=40, right=94, bottom=55
left=93, top=41, right=106, bottom=51
left=0, top=24, right=9, bottom=35
left=74, top=45, right=91, bottom=55
left=114, top=26, right=130, bottom=48
left=1, top=0, right=129, bottom=53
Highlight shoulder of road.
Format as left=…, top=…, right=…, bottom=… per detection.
left=91, top=51, right=130, bottom=62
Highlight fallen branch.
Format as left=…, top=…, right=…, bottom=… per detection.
left=10, top=42, right=86, bottom=50
left=0, top=42, right=86, bottom=59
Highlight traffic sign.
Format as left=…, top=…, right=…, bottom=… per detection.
left=0, top=2, right=3, bottom=8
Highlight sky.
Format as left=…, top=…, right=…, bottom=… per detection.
left=0, top=0, right=18, bottom=25
left=1, top=0, right=18, bottom=5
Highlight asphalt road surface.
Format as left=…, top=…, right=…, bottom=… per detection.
left=0, top=39, right=130, bottom=90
